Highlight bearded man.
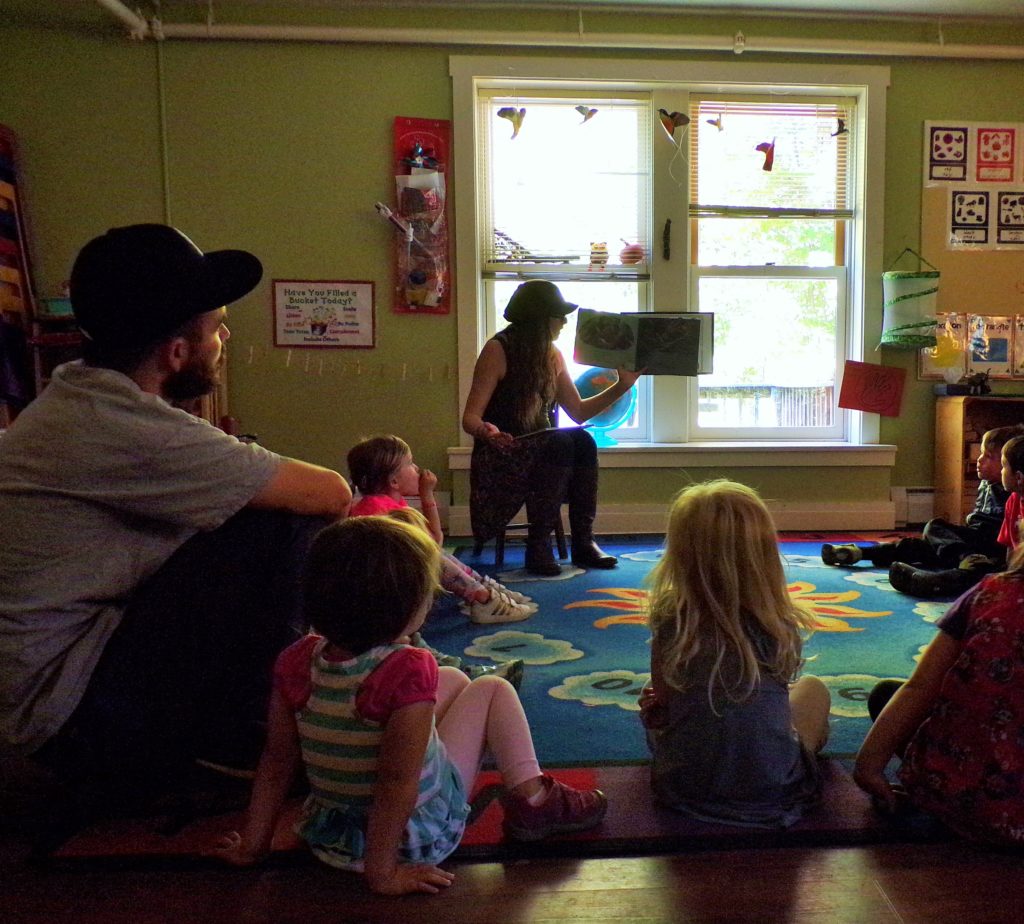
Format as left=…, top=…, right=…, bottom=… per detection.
left=0, top=225, right=350, bottom=814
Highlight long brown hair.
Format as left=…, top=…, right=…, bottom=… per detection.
left=500, top=318, right=558, bottom=430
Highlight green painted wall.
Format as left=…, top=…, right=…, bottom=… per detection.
left=3, top=6, right=1023, bottom=512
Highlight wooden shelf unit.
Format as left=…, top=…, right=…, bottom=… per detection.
left=934, top=396, right=1024, bottom=524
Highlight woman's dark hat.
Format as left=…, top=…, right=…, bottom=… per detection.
left=503, top=280, right=578, bottom=323
left=70, top=224, right=263, bottom=349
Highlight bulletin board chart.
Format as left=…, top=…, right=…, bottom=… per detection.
left=921, top=120, right=1024, bottom=318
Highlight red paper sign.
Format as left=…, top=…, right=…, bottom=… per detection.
left=837, top=360, right=906, bottom=417
left=390, top=117, right=451, bottom=315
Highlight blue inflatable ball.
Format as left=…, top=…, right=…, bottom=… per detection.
left=574, top=368, right=636, bottom=445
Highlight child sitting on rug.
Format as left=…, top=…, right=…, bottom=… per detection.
left=821, top=424, right=1024, bottom=598
left=347, top=434, right=534, bottom=625
left=853, top=531, right=1024, bottom=846
left=639, top=479, right=830, bottom=828
left=211, top=517, right=607, bottom=892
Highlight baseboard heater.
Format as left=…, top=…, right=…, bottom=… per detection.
left=891, top=486, right=934, bottom=527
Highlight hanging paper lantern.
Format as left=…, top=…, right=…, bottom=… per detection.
left=880, top=269, right=939, bottom=348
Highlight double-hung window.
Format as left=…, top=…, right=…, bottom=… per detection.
left=452, top=57, right=887, bottom=448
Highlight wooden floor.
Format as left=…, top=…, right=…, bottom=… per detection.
left=6, top=830, right=1024, bottom=923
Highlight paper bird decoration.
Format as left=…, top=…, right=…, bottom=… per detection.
left=755, top=138, right=776, bottom=172
left=705, top=113, right=724, bottom=132
left=575, top=105, right=598, bottom=124
left=658, top=108, right=690, bottom=142
left=831, top=118, right=848, bottom=137
left=497, top=106, right=526, bottom=139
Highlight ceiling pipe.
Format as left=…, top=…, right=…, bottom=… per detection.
left=93, top=1, right=1024, bottom=61
left=94, top=0, right=150, bottom=40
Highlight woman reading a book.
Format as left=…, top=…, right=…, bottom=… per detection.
left=461, top=280, right=642, bottom=575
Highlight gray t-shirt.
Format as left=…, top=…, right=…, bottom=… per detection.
left=0, top=362, right=281, bottom=753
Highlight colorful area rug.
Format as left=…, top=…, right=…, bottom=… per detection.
left=428, top=533, right=956, bottom=765
left=43, top=532, right=959, bottom=865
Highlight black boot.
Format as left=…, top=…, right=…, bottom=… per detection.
left=568, top=466, right=617, bottom=569
left=524, top=464, right=572, bottom=576
left=888, top=562, right=974, bottom=598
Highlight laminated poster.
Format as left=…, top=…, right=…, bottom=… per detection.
left=967, top=314, right=1013, bottom=378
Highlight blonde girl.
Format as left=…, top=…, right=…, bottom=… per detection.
left=213, top=517, right=606, bottom=893
left=640, top=480, right=830, bottom=827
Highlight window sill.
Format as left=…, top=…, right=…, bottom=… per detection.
left=447, top=441, right=896, bottom=470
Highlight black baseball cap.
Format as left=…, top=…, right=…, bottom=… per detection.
left=70, top=224, right=263, bottom=349
left=503, top=280, right=578, bottom=324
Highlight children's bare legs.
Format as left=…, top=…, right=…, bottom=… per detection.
left=434, top=668, right=607, bottom=838
left=789, top=675, right=831, bottom=754
left=435, top=668, right=542, bottom=793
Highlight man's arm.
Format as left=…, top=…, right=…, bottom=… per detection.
left=248, top=459, right=351, bottom=518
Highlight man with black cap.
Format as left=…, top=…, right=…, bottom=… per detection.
left=0, top=224, right=351, bottom=811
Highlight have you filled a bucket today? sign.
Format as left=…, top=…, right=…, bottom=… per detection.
left=272, top=279, right=375, bottom=348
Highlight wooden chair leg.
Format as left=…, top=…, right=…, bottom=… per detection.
left=472, top=539, right=485, bottom=558
left=494, top=530, right=506, bottom=568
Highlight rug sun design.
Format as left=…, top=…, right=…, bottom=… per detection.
left=564, top=581, right=891, bottom=632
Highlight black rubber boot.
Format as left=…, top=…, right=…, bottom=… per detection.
left=568, top=466, right=617, bottom=569
left=888, top=562, right=974, bottom=598
left=524, top=465, right=572, bottom=576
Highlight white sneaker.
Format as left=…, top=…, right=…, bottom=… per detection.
left=482, top=574, right=532, bottom=604
left=469, top=592, right=535, bottom=624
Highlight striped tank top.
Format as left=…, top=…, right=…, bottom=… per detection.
left=295, top=639, right=470, bottom=868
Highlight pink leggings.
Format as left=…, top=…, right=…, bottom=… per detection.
left=435, top=668, right=541, bottom=793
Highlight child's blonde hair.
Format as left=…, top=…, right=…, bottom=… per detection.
left=386, top=505, right=431, bottom=535
left=645, top=479, right=814, bottom=702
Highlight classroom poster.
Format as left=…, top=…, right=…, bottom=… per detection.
left=272, top=279, right=375, bottom=348
left=924, top=121, right=1024, bottom=251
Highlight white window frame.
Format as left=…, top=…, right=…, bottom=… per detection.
left=450, top=55, right=890, bottom=454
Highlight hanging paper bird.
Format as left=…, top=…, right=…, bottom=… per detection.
left=755, top=138, right=775, bottom=172
left=706, top=113, right=724, bottom=132
left=831, top=118, right=848, bottom=137
left=575, top=104, right=598, bottom=124
left=658, top=108, right=690, bottom=143
left=497, top=106, right=526, bottom=139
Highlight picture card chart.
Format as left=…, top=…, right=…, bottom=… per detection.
left=919, top=313, right=1024, bottom=382
left=924, top=121, right=1024, bottom=250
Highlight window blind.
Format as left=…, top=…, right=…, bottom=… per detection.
left=689, top=96, right=854, bottom=219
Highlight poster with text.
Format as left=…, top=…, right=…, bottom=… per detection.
left=967, top=313, right=1013, bottom=378
left=273, top=280, right=375, bottom=348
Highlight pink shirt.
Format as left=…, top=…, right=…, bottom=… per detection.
left=273, top=634, right=437, bottom=724
left=350, top=494, right=406, bottom=517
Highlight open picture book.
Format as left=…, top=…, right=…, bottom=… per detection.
left=572, top=309, right=714, bottom=375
